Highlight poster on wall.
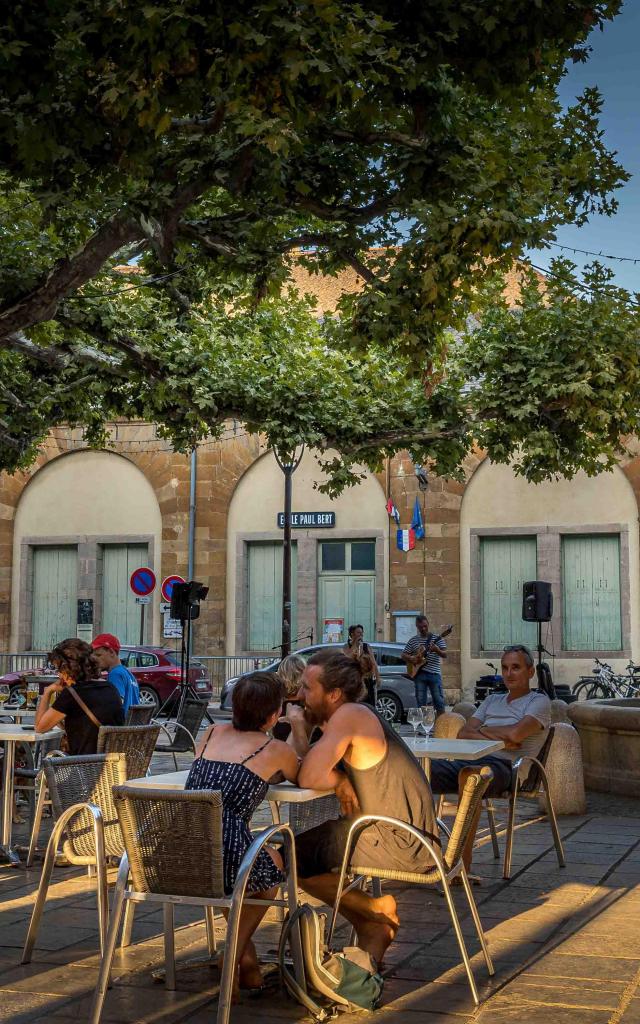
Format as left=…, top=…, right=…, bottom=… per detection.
left=393, top=612, right=421, bottom=645
left=323, top=618, right=344, bottom=644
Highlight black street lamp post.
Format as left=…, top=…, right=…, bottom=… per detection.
left=274, top=445, right=304, bottom=657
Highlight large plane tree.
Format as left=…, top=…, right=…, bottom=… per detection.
left=0, top=0, right=636, bottom=490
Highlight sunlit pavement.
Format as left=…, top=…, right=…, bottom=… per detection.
left=1, top=732, right=639, bottom=1024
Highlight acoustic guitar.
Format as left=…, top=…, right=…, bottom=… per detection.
left=405, top=624, right=454, bottom=679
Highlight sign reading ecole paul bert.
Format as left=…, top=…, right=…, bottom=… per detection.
left=277, top=512, right=336, bottom=529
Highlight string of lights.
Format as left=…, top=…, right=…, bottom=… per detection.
left=547, top=241, right=640, bottom=265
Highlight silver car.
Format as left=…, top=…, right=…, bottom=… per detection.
left=219, top=642, right=418, bottom=722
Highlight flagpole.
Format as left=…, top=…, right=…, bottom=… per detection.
left=422, top=488, right=427, bottom=615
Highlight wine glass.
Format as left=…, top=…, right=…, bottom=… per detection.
left=407, top=707, right=422, bottom=739
left=420, top=705, right=436, bottom=737
left=0, top=684, right=9, bottom=708
left=26, top=680, right=40, bottom=708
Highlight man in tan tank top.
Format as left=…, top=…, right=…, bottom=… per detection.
left=287, top=650, right=437, bottom=967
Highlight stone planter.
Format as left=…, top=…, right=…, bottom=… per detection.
left=568, top=699, right=640, bottom=796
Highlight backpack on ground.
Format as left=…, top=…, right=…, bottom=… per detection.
left=278, top=903, right=384, bottom=1020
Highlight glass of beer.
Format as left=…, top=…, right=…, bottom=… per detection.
left=0, top=683, right=9, bottom=707
left=26, top=680, right=40, bottom=708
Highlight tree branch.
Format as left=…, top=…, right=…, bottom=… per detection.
left=293, top=190, right=402, bottom=224
left=0, top=216, right=141, bottom=341
left=170, top=105, right=226, bottom=135
left=331, top=128, right=427, bottom=151
left=0, top=331, right=127, bottom=373
left=322, top=425, right=465, bottom=456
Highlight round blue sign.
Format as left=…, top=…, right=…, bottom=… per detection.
left=130, top=567, right=156, bottom=596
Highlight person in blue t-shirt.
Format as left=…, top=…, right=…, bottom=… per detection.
left=91, top=633, right=140, bottom=716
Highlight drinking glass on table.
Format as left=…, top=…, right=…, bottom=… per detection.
left=0, top=683, right=9, bottom=707
left=26, top=680, right=40, bottom=708
left=420, top=705, right=436, bottom=737
left=407, top=707, right=422, bottom=739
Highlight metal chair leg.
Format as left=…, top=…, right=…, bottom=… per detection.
left=26, top=773, right=47, bottom=868
left=21, top=813, right=68, bottom=963
left=163, top=904, right=176, bottom=990
left=485, top=800, right=500, bottom=859
left=120, top=901, right=135, bottom=949
left=503, top=783, right=519, bottom=880
left=440, top=871, right=480, bottom=1005
left=460, top=866, right=494, bottom=976
left=205, top=906, right=217, bottom=955
left=217, top=892, right=242, bottom=1024
left=537, top=764, right=565, bottom=868
left=89, top=857, right=129, bottom=1024
left=93, top=819, right=108, bottom=957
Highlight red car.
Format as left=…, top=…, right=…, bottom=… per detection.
left=3, top=645, right=211, bottom=714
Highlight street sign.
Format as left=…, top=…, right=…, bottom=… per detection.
left=130, top=567, right=156, bottom=596
left=161, top=574, right=185, bottom=603
left=135, top=596, right=151, bottom=605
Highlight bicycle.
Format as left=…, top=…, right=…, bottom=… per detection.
left=572, top=658, right=640, bottom=700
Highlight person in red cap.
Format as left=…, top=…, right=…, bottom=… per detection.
left=91, top=633, right=140, bottom=715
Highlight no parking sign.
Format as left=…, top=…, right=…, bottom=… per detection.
left=129, top=567, right=156, bottom=597
left=161, top=575, right=185, bottom=603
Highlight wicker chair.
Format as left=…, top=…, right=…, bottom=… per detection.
left=88, top=785, right=300, bottom=1024
left=125, top=704, right=155, bottom=726
left=327, top=767, right=495, bottom=1006
left=154, top=698, right=209, bottom=769
left=14, top=732, right=65, bottom=838
left=97, top=724, right=160, bottom=779
left=22, top=753, right=128, bottom=964
left=484, top=725, right=565, bottom=878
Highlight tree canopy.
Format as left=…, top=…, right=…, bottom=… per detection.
left=0, top=0, right=636, bottom=491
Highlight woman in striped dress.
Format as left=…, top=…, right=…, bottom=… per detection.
left=186, top=671, right=299, bottom=996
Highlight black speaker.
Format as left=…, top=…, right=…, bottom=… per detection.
left=170, top=580, right=209, bottom=621
left=522, top=581, right=553, bottom=622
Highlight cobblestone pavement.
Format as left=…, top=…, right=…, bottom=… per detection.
left=1, top=738, right=639, bottom=1023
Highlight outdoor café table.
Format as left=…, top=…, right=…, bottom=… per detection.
left=404, top=736, right=505, bottom=781
left=124, top=768, right=333, bottom=824
left=0, top=723, right=61, bottom=866
left=1, top=705, right=35, bottom=723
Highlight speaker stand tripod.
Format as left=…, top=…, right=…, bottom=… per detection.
left=156, top=611, right=214, bottom=724
left=535, top=621, right=556, bottom=700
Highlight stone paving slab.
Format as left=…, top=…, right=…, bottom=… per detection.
left=2, top=745, right=640, bottom=1023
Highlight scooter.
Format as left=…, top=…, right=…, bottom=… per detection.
left=474, top=662, right=506, bottom=705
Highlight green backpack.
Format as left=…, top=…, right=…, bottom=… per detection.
left=279, top=903, right=384, bottom=1020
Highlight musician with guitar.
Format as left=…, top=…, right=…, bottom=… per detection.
left=402, top=615, right=451, bottom=716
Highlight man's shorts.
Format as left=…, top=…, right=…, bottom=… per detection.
left=294, top=818, right=435, bottom=880
left=428, top=755, right=514, bottom=798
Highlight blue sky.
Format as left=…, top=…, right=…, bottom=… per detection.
left=526, top=2, right=640, bottom=292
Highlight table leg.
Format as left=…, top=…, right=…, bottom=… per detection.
left=0, top=740, right=20, bottom=866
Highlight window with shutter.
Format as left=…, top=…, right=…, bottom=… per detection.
left=562, top=535, right=621, bottom=651
left=480, top=537, right=537, bottom=650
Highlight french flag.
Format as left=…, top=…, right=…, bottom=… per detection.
left=397, top=528, right=415, bottom=552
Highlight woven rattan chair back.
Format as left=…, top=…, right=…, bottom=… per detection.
left=112, top=785, right=225, bottom=898
left=518, top=725, right=555, bottom=794
left=97, top=724, right=161, bottom=779
left=44, top=753, right=127, bottom=864
left=442, top=766, right=493, bottom=871
left=169, top=699, right=208, bottom=752
left=433, top=712, right=465, bottom=739
left=125, top=704, right=155, bottom=726
left=288, top=794, right=340, bottom=834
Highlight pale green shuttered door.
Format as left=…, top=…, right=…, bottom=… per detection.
left=562, top=535, right=622, bottom=650
left=318, top=576, right=375, bottom=645
left=32, top=547, right=77, bottom=650
left=481, top=537, right=537, bottom=650
left=102, top=544, right=149, bottom=645
left=248, top=543, right=297, bottom=651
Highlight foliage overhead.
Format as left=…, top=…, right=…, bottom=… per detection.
left=0, top=0, right=636, bottom=491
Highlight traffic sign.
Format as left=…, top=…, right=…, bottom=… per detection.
left=130, top=567, right=156, bottom=597
left=135, top=596, right=151, bottom=605
left=161, top=574, right=185, bottom=603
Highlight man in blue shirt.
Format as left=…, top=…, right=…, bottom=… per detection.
left=91, top=633, right=140, bottom=716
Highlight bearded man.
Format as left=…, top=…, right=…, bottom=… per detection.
left=286, top=650, right=437, bottom=967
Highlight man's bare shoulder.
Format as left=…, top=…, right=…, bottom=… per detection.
left=330, top=702, right=383, bottom=734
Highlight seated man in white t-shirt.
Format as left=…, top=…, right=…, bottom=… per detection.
left=429, top=644, right=551, bottom=870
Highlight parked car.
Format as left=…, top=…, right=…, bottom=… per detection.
left=2, top=646, right=211, bottom=715
left=219, top=642, right=416, bottom=722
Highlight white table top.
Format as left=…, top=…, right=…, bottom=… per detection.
left=405, top=736, right=505, bottom=760
left=125, top=769, right=332, bottom=803
left=1, top=706, right=35, bottom=720
left=0, top=724, right=61, bottom=743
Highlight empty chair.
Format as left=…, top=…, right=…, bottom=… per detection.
left=89, top=785, right=299, bottom=1024
left=154, top=698, right=209, bottom=769
left=22, top=752, right=127, bottom=963
left=125, top=704, right=155, bottom=726
left=484, top=724, right=565, bottom=878
left=97, top=723, right=160, bottom=779
left=327, top=767, right=495, bottom=1006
